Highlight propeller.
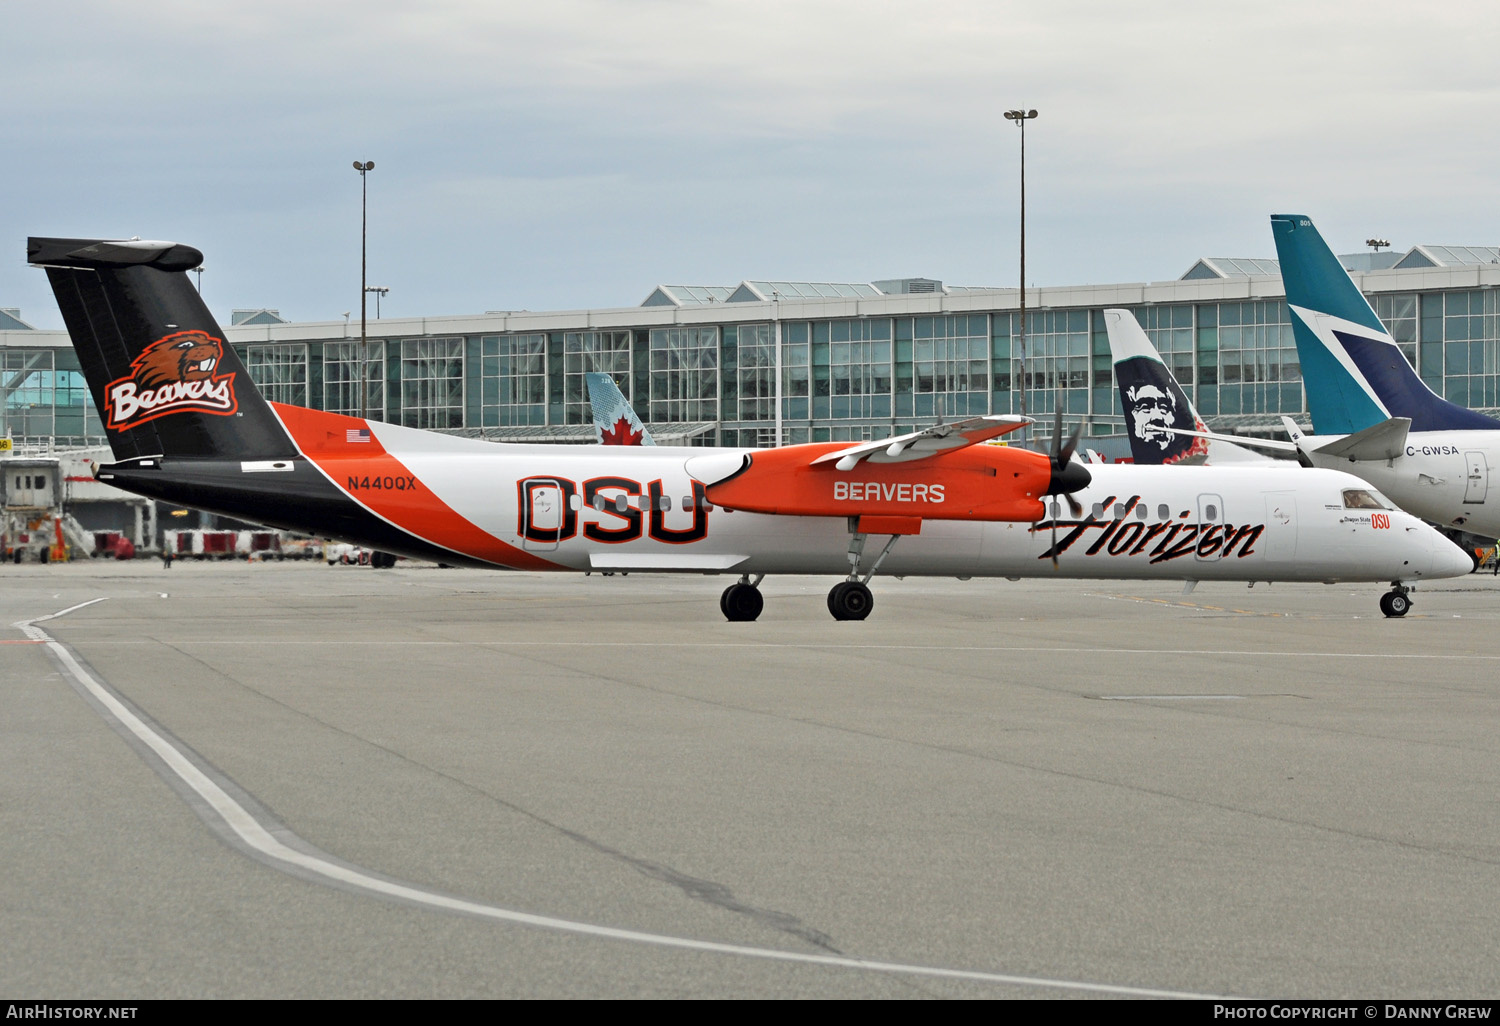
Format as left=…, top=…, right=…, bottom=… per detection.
left=1042, top=401, right=1093, bottom=567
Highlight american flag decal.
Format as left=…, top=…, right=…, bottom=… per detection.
left=347, top=428, right=371, bottom=443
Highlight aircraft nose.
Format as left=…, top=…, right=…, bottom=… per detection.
left=1433, top=532, right=1475, bottom=578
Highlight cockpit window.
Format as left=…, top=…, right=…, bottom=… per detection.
left=1342, top=489, right=1387, bottom=510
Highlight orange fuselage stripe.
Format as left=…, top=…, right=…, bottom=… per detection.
left=270, top=403, right=561, bottom=570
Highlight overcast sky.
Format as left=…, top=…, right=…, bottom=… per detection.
left=3, top=1, right=1498, bottom=329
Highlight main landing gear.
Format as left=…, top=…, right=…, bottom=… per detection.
left=1379, top=583, right=1412, bottom=618
left=826, top=524, right=903, bottom=621
left=828, top=580, right=874, bottom=620
left=717, top=524, right=904, bottom=622
left=721, top=574, right=765, bottom=622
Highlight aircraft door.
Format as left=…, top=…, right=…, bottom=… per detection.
left=1195, top=493, right=1224, bottom=561
left=1464, top=451, right=1487, bottom=504
left=1262, top=491, right=1298, bottom=563
left=520, top=477, right=573, bottom=551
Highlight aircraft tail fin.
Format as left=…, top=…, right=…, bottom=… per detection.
left=585, top=372, right=654, bottom=445
left=28, top=237, right=295, bottom=461
left=1103, top=308, right=1260, bottom=465
left=1270, top=215, right=1499, bottom=434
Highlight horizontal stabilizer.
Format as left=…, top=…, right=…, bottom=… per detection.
left=812, top=415, right=1029, bottom=470
left=1310, top=417, right=1411, bottom=462
left=1165, top=426, right=1298, bottom=454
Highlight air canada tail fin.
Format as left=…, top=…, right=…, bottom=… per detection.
left=28, top=237, right=295, bottom=461
left=1103, top=309, right=1261, bottom=465
left=1270, top=214, right=1500, bottom=434
left=585, top=372, right=654, bottom=445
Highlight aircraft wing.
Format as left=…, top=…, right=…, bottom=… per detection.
left=811, top=415, right=1030, bottom=470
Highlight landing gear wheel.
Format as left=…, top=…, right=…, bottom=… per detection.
left=1380, top=591, right=1411, bottom=618
left=827, top=581, right=873, bottom=621
left=721, top=583, right=764, bottom=622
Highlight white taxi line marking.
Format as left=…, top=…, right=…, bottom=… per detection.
left=15, top=599, right=1226, bottom=1000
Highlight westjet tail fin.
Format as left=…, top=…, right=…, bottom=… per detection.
left=1270, top=214, right=1500, bottom=434
left=28, top=237, right=295, bottom=461
left=585, top=372, right=654, bottom=445
left=1103, top=309, right=1261, bottom=465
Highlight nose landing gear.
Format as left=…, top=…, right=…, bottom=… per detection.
left=1379, top=583, right=1412, bottom=618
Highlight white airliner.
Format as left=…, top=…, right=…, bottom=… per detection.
left=1132, top=216, right=1500, bottom=543
left=1265, top=214, right=1500, bottom=539
left=28, top=235, right=1470, bottom=620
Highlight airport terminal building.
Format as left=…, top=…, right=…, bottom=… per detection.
left=3, top=244, right=1500, bottom=456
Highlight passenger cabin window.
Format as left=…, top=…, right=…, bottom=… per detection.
left=1204, top=503, right=1218, bottom=521
left=1113, top=503, right=1125, bottom=519
left=1092, top=502, right=1104, bottom=518
left=1158, top=504, right=1169, bottom=520
left=1342, top=489, right=1386, bottom=510
left=1136, top=505, right=1147, bottom=520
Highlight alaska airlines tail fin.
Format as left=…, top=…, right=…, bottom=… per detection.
left=1103, top=308, right=1260, bottom=464
left=585, top=372, right=654, bottom=445
left=1270, top=214, right=1499, bottom=434
left=28, top=237, right=295, bottom=461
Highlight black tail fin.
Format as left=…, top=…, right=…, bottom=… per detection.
left=28, top=237, right=295, bottom=461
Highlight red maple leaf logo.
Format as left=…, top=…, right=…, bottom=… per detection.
left=601, top=416, right=643, bottom=446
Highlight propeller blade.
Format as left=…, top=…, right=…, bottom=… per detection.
left=1050, top=503, right=1059, bottom=569
left=1059, top=420, right=1083, bottom=466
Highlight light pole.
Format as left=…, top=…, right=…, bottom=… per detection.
left=1004, top=108, right=1037, bottom=446
left=353, top=159, right=375, bottom=419
left=365, top=286, right=389, bottom=319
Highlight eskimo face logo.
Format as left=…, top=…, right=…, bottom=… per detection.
left=1124, top=382, right=1177, bottom=451
left=105, top=331, right=238, bottom=430
left=1118, top=367, right=1208, bottom=465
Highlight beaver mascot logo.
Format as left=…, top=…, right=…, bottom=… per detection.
left=105, top=330, right=238, bottom=429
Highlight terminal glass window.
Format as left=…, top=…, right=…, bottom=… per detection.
left=736, top=323, right=775, bottom=422
left=781, top=322, right=810, bottom=423
left=243, top=343, right=308, bottom=407
left=995, top=310, right=1086, bottom=419
left=826, top=318, right=892, bottom=420
left=1210, top=301, right=1298, bottom=415
left=400, top=337, right=464, bottom=429
left=479, top=334, right=546, bottom=427
left=897, top=314, right=989, bottom=418
left=1373, top=293, right=1418, bottom=369
left=1436, top=290, right=1500, bottom=409
left=562, top=330, right=632, bottom=425
left=1, top=349, right=102, bottom=445
left=648, top=326, right=718, bottom=422
left=323, top=341, right=387, bottom=422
